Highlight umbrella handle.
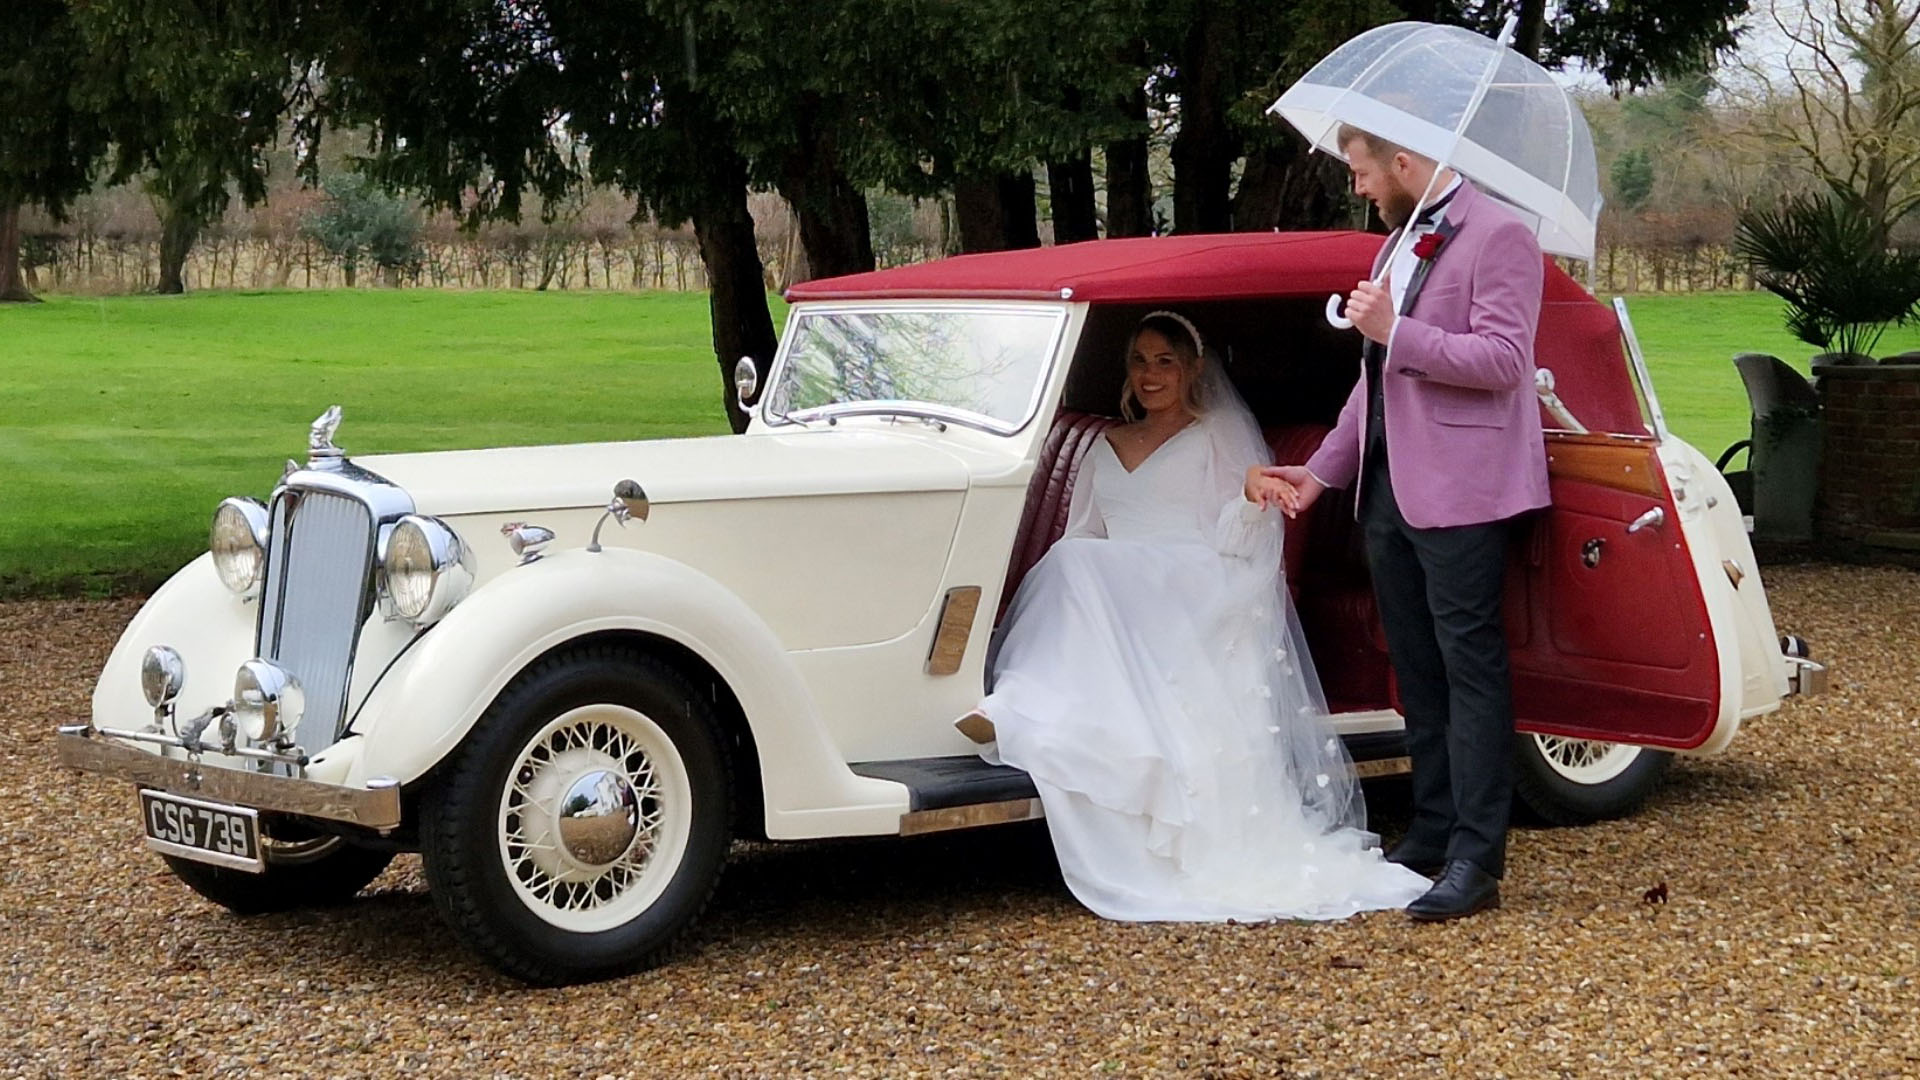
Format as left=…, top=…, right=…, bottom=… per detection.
left=1324, top=292, right=1355, bottom=330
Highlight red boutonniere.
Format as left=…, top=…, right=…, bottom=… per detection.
left=1413, top=232, right=1446, bottom=260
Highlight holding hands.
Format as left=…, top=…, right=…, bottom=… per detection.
left=1244, top=465, right=1326, bottom=518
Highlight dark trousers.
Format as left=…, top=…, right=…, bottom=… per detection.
left=1361, top=457, right=1516, bottom=878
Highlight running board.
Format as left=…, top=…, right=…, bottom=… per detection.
left=852, top=734, right=1411, bottom=838
left=899, top=797, right=1045, bottom=836
left=849, top=756, right=1042, bottom=836
left=1344, top=726, right=1420, bottom=776
left=1344, top=730, right=1413, bottom=779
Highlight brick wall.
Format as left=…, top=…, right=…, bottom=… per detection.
left=1816, top=366, right=1920, bottom=546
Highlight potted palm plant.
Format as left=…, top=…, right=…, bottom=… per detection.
left=1735, top=191, right=1920, bottom=553
left=1735, top=191, right=1920, bottom=366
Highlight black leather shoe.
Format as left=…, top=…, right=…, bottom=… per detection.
left=1406, top=860, right=1501, bottom=922
left=1385, top=844, right=1446, bottom=877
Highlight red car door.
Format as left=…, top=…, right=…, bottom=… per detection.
left=1503, top=298, right=1723, bottom=750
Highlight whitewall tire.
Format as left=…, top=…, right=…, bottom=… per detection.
left=422, top=645, right=732, bottom=985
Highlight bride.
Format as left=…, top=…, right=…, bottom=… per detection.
left=958, top=312, right=1429, bottom=921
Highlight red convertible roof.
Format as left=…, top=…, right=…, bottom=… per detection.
left=786, top=231, right=1597, bottom=304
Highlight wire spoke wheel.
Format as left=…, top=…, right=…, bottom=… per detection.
left=497, top=703, right=692, bottom=934
left=1531, top=734, right=1642, bottom=785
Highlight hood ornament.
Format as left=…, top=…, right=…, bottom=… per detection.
left=308, top=405, right=345, bottom=468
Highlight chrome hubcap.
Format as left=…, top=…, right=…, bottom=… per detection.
left=556, top=769, right=641, bottom=867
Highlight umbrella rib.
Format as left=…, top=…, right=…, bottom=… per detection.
left=1559, top=85, right=1578, bottom=238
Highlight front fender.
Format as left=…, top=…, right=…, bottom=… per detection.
left=92, top=555, right=255, bottom=733
left=330, top=547, right=907, bottom=838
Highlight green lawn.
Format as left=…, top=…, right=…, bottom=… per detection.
left=2, top=290, right=743, bottom=595
left=3, top=287, right=1916, bottom=595
left=1618, top=292, right=1920, bottom=460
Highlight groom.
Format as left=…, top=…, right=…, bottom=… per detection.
left=1256, top=125, right=1549, bottom=921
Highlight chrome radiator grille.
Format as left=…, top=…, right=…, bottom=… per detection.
left=258, top=488, right=378, bottom=750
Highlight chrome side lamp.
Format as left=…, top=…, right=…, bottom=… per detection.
left=502, top=522, right=556, bottom=565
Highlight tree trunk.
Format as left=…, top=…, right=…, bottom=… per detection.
left=1515, top=0, right=1548, bottom=61
left=1230, top=141, right=1348, bottom=231
left=778, top=169, right=872, bottom=279
left=1047, top=150, right=1099, bottom=244
left=692, top=162, right=779, bottom=434
left=156, top=198, right=201, bottom=295
left=0, top=201, right=38, bottom=303
left=1105, top=40, right=1153, bottom=238
left=778, top=99, right=875, bottom=281
left=938, top=197, right=959, bottom=255
left=954, top=170, right=1040, bottom=253
left=1170, top=8, right=1238, bottom=233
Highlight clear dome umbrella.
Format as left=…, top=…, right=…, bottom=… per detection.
left=1269, top=17, right=1602, bottom=326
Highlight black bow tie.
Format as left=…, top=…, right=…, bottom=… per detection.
left=1413, top=186, right=1459, bottom=228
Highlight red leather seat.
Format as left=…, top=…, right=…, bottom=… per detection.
left=1000, top=412, right=1393, bottom=714
left=1000, top=411, right=1123, bottom=617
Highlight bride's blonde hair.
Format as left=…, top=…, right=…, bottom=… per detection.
left=1120, top=313, right=1207, bottom=422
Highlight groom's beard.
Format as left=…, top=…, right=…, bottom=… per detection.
left=1377, top=183, right=1418, bottom=230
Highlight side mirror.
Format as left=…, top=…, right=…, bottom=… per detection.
left=734, top=356, right=759, bottom=410
left=613, top=478, right=650, bottom=523
left=588, top=479, right=649, bottom=552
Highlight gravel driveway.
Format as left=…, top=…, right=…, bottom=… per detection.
left=4, top=565, right=1916, bottom=1078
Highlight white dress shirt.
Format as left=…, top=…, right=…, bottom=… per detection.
left=1385, top=173, right=1462, bottom=349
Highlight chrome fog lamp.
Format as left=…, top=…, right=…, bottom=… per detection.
left=383, top=515, right=473, bottom=624
left=210, top=497, right=271, bottom=598
left=233, top=659, right=303, bottom=744
left=140, top=646, right=186, bottom=708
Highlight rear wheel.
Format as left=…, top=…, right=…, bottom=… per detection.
left=1513, top=734, right=1671, bottom=825
left=420, top=646, right=732, bottom=986
left=163, top=826, right=394, bottom=915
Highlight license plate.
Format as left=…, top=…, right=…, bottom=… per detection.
left=139, top=789, right=265, bottom=873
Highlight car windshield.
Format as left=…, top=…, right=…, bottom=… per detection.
left=765, top=306, right=1065, bottom=431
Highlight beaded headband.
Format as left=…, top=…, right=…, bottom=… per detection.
left=1139, top=309, right=1204, bottom=360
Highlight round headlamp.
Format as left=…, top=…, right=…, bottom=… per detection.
left=233, top=659, right=303, bottom=744
left=210, top=498, right=271, bottom=598
left=383, top=515, right=472, bottom=625
left=141, top=646, right=186, bottom=709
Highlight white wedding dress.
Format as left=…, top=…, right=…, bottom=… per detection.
left=979, top=360, right=1429, bottom=921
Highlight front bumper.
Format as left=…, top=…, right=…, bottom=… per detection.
left=56, top=729, right=402, bottom=831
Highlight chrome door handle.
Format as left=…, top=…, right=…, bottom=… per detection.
left=1627, top=507, right=1666, bottom=534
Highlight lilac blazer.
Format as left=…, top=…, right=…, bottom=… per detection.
left=1305, top=181, right=1552, bottom=529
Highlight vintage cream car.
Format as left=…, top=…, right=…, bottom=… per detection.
left=60, top=232, right=1825, bottom=984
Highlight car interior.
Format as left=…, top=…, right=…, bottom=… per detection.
left=999, top=298, right=1394, bottom=715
